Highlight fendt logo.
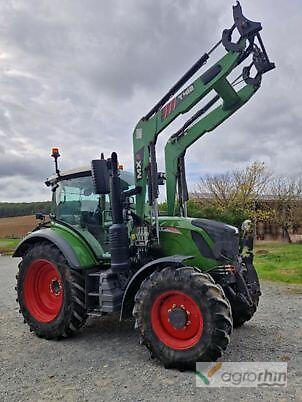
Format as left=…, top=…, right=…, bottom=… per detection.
left=135, top=147, right=144, bottom=180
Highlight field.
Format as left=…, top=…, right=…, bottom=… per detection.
left=0, top=238, right=20, bottom=253
left=0, top=215, right=36, bottom=254
left=0, top=215, right=36, bottom=239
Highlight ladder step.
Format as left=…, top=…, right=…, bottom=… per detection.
left=88, top=311, right=102, bottom=317
left=88, top=292, right=99, bottom=297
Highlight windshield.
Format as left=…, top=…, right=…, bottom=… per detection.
left=55, top=175, right=112, bottom=249
left=56, top=175, right=105, bottom=223
left=54, top=173, right=133, bottom=248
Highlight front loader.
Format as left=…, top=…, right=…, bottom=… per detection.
left=14, top=3, right=274, bottom=369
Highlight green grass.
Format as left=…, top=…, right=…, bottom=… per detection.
left=254, top=242, right=302, bottom=284
left=0, top=238, right=20, bottom=254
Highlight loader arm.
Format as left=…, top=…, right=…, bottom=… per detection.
left=132, top=2, right=275, bottom=221
left=165, top=82, right=257, bottom=216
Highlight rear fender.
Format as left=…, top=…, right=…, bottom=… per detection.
left=13, top=228, right=98, bottom=269
left=120, top=255, right=193, bottom=320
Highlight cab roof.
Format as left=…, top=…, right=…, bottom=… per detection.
left=45, top=166, right=134, bottom=187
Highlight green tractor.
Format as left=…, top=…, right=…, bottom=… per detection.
left=14, top=3, right=274, bottom=369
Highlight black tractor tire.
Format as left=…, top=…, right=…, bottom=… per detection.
left=231, top=263, right=261, bottom=328
left=232, top=294, right=259, bottom=328
left=133, top=266, right=233, bottom=370
left=16, top=241, right=87, bottom=339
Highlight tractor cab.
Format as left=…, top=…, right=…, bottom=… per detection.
left=46, top=165, right=134, bottom=252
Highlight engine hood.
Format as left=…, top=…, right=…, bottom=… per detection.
left=191, top=218, right=239, bottom=261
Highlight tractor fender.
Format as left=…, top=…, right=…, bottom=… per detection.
left=120, top=255, right=193, bottom=320
left=13, top=228, right=81, bottom=269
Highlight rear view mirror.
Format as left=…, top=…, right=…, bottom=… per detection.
left=91, top=158, right=110, bottom=194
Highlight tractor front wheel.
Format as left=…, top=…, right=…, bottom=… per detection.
left=16, top=242, right=87, bottom=339
left=230, top=262, right=261, bottom=328
left=133, top=266, right=233, bottom=370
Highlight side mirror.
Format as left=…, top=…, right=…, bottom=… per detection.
left=91, top=158, right=110, bottom=194
left=35, top=212, right=45, bottom=221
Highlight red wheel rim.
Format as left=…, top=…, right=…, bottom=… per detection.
left=23, top=259, right=63, bottom=323
left=151, top=290, right=203, bottom=350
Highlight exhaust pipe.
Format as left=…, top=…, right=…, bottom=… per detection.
left=109, top=152, right=129, bottom=273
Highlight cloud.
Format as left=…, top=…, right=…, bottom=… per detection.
left=0, top=0, right=301, bottom=201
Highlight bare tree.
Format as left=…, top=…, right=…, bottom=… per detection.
left=193, top=162, right=302, bottom=240
left=233, top=162, right=271, bottom=208
left=195, top=162, right=271, bottom=210
left=270, top=177, right=302, bottom=242
left=195, top=172, right=236, bottom=208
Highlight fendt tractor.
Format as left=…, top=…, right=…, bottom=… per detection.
left=14, top=3, right=274, bottom=369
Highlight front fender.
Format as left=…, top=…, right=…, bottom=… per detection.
left=13, top=228, right=98, bottom=269
left=120, top=255, right=193, bottom=320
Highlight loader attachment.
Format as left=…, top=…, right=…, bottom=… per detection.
left=132, top=1, right=275, bottom=219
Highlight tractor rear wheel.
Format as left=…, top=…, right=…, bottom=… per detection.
left=133, top=266, right=233, bottom=370
left=16, top=242, right=87, bottom=339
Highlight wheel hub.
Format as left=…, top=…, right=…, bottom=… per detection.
left=23, top=259, right=64, bottom=323
left=151, top=290, right=203, bottom=350
left=50, top=278, right=62, bottom=296
left=168, top=307, right=187, bottom=329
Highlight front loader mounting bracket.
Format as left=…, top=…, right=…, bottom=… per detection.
left=222, top=2, right=262, bottom=53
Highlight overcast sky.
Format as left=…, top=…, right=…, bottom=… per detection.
left=0, top=0, right=301, bottom=202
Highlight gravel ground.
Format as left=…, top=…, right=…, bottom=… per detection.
left=0, top=256, right=301, bottom=402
